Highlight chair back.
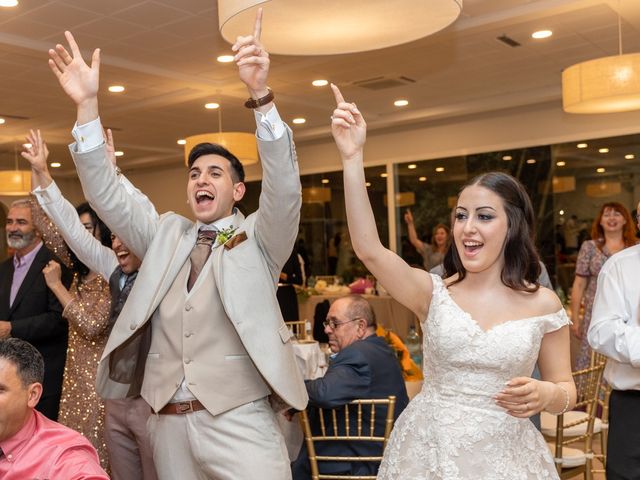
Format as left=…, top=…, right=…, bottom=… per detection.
left=553, top=361, right=606, bottom=478
left=286, top=320, right=307, bottom=340
left=299, top=396, right=397, bottom=480
left=590, top=352, right=610, bottom=475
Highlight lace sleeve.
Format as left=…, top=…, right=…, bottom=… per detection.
left=62, top=276, right=112, bottom=340
left=30, top=197, right=73, bottom=269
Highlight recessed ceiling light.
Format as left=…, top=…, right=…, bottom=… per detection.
left=365, top=182, right=371, bottom=187
left=408, top=164, right=417, bottom=169
left=596, top=167, right=606, bottom=173
left=177, top=139, right=186, bottom=145
left=394, top=99, right=409, bottom=107
left=559, top=209, right=565, bottom=215
left=577, top=143, right=588, bottom=149
left=114, top=151, right=124, bottom=157
left=23, top=143, right=32, bottom=149
left=321, top=178, right=330, bottom=184
left=0, top=0, right=19, bottom=7
left=598, top=148, right=609, bottom=153
left=435, top=167, right=445, bottom=172
left=532, top=30, right=553, bottom=39
left=0, top=118, right=5, bottom=125
left=556, top=161, right=566, bottom=166
left=108, top=85, right=125, bottom=93
left=502, top=155, right=512, bottom=161
left=526, top=159, right=537, bottom=164
left=312, top=79, right=329, bottom=87
left=50, top=162, right=61, bottom=168
left=419, top=176, right=427, bottom=182
left=381, top=173, right=388, bottom=178
left=625, top=154, right=635, bottom=159
left=205, top=102, right=220, bottom=109
left=292, top=118, right=306, bottom=124
left=217, top=55, right=234, bottom=63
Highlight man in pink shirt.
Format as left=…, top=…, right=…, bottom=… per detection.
left=0, top=337, right=108, bottom=480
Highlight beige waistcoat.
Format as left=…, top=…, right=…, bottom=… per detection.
left=142, top=257, right=269, bottom=414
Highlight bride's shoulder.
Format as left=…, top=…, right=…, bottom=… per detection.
left=520, top=286, right=563, bottom=317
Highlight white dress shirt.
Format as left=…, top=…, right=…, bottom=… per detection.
left=588, top=244, right=640, bottom=390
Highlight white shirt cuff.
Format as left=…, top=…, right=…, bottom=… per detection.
left=254, top=105, right=285, bottom=141
left=72, top=117, right=104, bottom=153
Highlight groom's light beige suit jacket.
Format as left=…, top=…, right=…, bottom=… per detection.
left=69, top=127, right=308, bottom=412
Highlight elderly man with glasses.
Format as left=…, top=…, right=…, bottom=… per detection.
left=291, top=295, right=409, bottom=479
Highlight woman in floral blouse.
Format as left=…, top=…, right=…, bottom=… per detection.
left=570, top=202, right=637, bottom=370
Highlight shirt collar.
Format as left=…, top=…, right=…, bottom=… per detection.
left=0, top=410, right=36, bottom=460
left=196, top=209, right=237, bottom=232
left=13, top=241, right=43, bottom=268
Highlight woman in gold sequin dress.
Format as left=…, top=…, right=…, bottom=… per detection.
left=34, top=200, right=113, bottom=472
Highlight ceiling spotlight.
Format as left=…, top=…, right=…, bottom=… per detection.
left=365, top=182, right=371, bottom=187
left=0, top=1, right=19, bottom=7
left=526, top=159, right=537, bottom=164
left=108, top=85, right=125, bottom=93
left=321, top=178, right=330, bottom=184
left=556, top=161, right=566, bottom=167
left=292, top=118, right=306, bottom=124
left=312, top=79, right=329, bottom=87
left=394, top=99, right=409, bottom=107
left=502, top=155, right=512, bottom=161
left=205, top=102, right=220, bottom=109
left=559, top=210, right=565, bottom=215
left=435, top=167, right=445, bottom=172
left=114, top=151, right=124, bottom=157
left=577, top=143, right=588, bottom=149
left=532, top=30, right=553, bottom=39
left=408, top=164, right=417, bottom=169
left=598, top=148, right=609, bottom=153
left=50, top=162, right=61, bottom=168
left=23, top=143, right=32, bottom=149
left=177, top=139, right=186, bottom=145
left=217, top=55, right=234, bottom=63
left=596, top=167, right=606, bottom=173
left=0, top=118, right=5, bottom=124
left=419, top=176, right=427, bottom=182
left=381, top=173, right=388, bottom=178
left=625, top=154, right=635, bottom=159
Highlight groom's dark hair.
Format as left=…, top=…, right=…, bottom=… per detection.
left=188, top=143, right=245, bottom=183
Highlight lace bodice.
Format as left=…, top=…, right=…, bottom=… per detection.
left=378, top=274, right=569, bottom=480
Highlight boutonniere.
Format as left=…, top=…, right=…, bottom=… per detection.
left=216, top=226, right=238, bottom=246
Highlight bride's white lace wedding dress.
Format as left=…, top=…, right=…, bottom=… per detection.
left=378, top=274, right=567, bottom=479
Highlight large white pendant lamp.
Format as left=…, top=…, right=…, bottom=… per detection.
left=218, top=0, right=463, bottom=56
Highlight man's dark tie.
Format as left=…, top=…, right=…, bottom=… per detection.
left=109, top=269, right=138, bottom=328
left=187, top=228, right=217, bottom=291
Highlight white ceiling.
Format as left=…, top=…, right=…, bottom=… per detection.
left=1, top=0, right=640, bottom=175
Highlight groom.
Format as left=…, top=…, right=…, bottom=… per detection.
left=48, top=10, right=307, bottom=479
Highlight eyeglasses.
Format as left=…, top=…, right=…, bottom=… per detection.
left=323, top=317, right=365, bottom=330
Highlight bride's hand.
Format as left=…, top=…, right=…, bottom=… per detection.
left=330, top=84, right=366, bottom=161
left=494, top=377, right=556, bottom=418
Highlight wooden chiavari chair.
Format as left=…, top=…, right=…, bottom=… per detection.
left=285, top=320, right=307, bottom=339
left=299, top=396, right=397, bottom=480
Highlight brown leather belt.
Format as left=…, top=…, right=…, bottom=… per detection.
left=157, top=399, right=206, bottom=415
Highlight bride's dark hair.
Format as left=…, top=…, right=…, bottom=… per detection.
left=443, top=172, right=541, bottom=292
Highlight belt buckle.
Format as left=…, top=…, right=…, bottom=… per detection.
left=176, top=401, right=193, bottom=414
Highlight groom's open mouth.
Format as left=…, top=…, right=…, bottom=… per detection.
left=195, top=190, right=215, bottom=206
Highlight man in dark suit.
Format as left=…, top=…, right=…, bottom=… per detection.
left=0, top=199, right=71, bottom=420
left=291, top=295, right=410, bottom=478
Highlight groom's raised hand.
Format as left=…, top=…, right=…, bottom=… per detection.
left=48, top=31, right=100, bottom=124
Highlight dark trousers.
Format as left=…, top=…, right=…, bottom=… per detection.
left=607, top=389, right=640, bottom=480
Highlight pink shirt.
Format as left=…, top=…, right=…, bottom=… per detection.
left=0, top=410, right=108, bottom=480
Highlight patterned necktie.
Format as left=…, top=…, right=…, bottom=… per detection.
left=187, top=228, right=217, bottom=291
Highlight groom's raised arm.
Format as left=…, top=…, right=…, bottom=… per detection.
left=48, top=31, right=158, bottom=260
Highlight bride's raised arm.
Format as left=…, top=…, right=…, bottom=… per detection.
left=330, top=84, right=432, bottom=319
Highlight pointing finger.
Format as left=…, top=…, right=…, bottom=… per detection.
left=331, top=83, right=345, bottom=105
left=253, top=7, right=263, bottom=41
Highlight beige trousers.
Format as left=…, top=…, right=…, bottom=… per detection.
left=104, top=397, right=158, bottom=480
left=148, top=397, right=291, bottom=480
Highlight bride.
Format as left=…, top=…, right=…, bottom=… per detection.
left=329, top=84, right=576, bottom=479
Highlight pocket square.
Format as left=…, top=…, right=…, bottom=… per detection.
left=224, top=231, right=248, bottom=250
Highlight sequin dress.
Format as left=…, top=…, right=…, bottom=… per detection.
left=32, top=201, right=112, bottom=472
